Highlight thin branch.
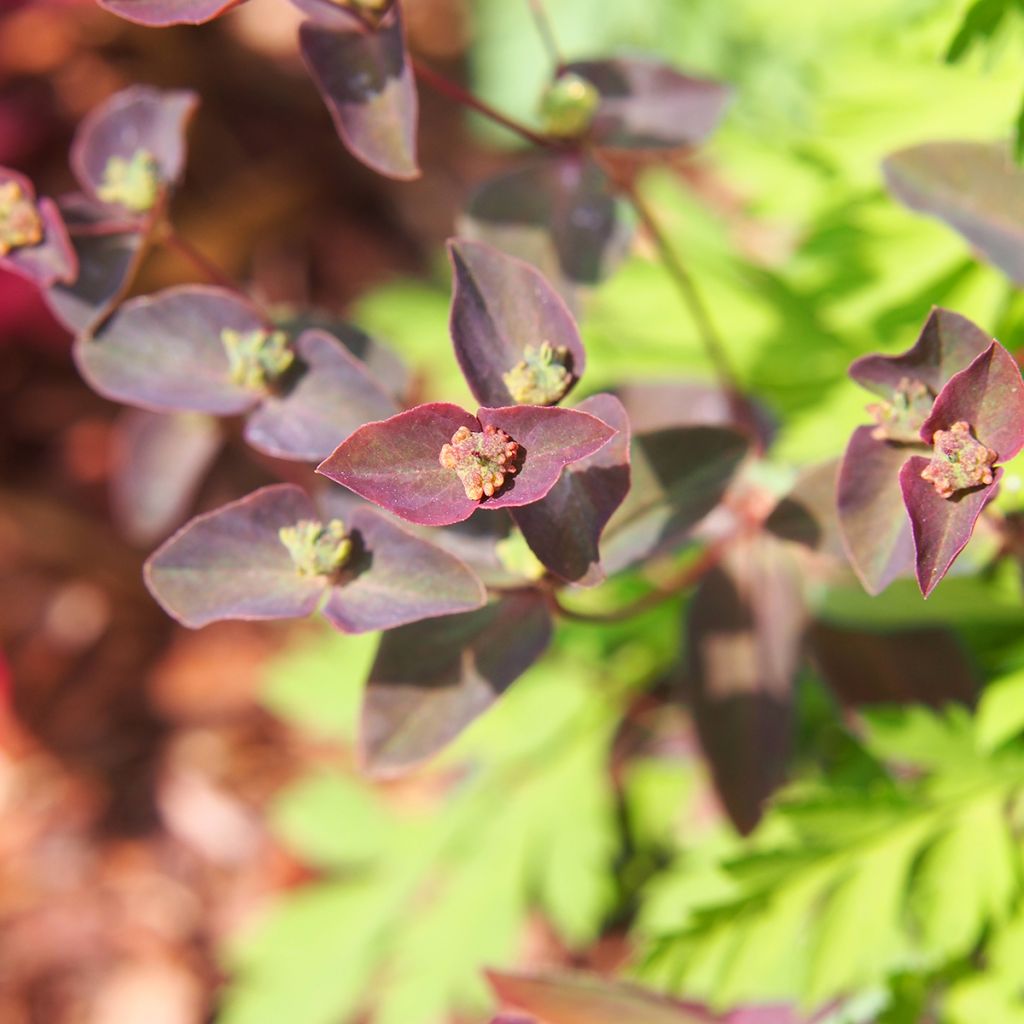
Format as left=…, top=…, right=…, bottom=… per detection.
left=524, top=0, right=563, bottom=68
left=411, top=57, right=562, bottom=151
left=67, top=219, right=147, bottom=238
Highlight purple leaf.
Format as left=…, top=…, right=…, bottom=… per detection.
left=836, top=426, right=917, bottom=595
left=110, top=409, right=222, bottom=545
left=601, top=426, right=749, bottom=574
left=920, top=340, right=1024, bottom=460
left=511, top=394, right=630, bottom=586
left=764, top=459, right=845, bottom=560
left=362, top=589, right=552, bottom=773
left=849, top=307, right=992, bottom=399
left=449, top=238, right=586, bottom=407
left=71, top=86, right=199, bottom=213
left=44, top=196, right=146, bottom=334
left=321, top=506, right=486, bottom=633
left=74, top=285, right=266, bottom=414
left=899, top=455, right=1001, bottom=597
left=299, top=4, right=419, bottom=181
left=686, top=537, right=805, bottom=835
left=144, top=484, right=327, bottom=627
left=463, top=156, right=631, bottom=285
left=95, top=0, right=246, bottom=26
left=809, top=622, right=977, bottom=707
left=883, top=141, right=1024, bottom=283
left=244, top=328, right=398, bottom=462
left=317, top=402, right=615, bottom=526
left=0, top=168, right=76, bottom=288
left=563, top=58, right=731, bottom=150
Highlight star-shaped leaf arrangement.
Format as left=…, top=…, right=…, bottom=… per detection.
left=144, top=483, right=486, bottom=632
left=74, top=285, right=398, bottom=461
left=0, top=167, right=76, bottom=289
left=317, top=401, right=616, bottom=526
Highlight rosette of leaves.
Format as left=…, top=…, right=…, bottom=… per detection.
left=0, top=167, right=76, bottom=288
left=838, top=307, right=1024, bottom=597
left=144, top=482, right=486, bottom=632
left=74, top=284, right=398, bottom=461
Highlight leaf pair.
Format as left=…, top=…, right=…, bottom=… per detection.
left=838, top=308, right=1024, bottom=596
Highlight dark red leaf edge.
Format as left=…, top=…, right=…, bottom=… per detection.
left=96, top=0, right=247, bottom=26
left=0, top=167, right=77, bottom=287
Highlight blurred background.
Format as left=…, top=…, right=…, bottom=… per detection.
left=3, top=1, right=1024, bottom=1022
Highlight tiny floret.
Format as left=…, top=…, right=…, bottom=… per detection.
left=96, top=149, right=162, bottom=213
left=866, top=376, right=934, bottom=443
left=439, top=423, right=520, bottom=501
left=921, top=420, right=997, bottom=498
left=502, top=341, right=573, bottom=405
left=279, top=518, right=352, bottom=577
left=221, top=327, right=295, bottom=390
left=0, top=180, right=43, bottom=256
left=539, top=72, right=601, bottom=138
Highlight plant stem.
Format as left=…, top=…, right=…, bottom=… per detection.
left=410, top=57, right=561, bottom=151
left=549, top=542, right=727, bottom=624
left=161, top=227, right=242, bottom=292
left=67, top=219, right=147, bottom=238
left=523, top=0, right=563, bottom=68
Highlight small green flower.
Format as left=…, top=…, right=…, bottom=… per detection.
left=866, top=376, right=934, bottom=443
left=221, top=327, right=295, bottom=390
left=96, top=149, right=162, bottom=213
left=539, top=72, right=600, bottom=138
left=503, top=341, right=573, bottom=405
left=0, top=180, right=43, bottom=256
left=279, top=519, right=353, bottom=577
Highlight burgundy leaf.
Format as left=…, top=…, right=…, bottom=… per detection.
left=95, top=0, right=246, bottom=26
left=317, top=402, right=614, bottom=526
left=809, top=622, right=978, bottom=707
left=883, top=142, right=1024, bottom=283
left=920, top=340, right=1024, bottom=460
left=686, top=536, right=805, bottom=834
left=299, top=4, right=419, bottom=181
left=244, top=328, right=398, bottom=462
left=899, top=455, right=1001, bottom=597
left=764, top=459, right=845, bottom=561
left=836, top=426, right=916, bottom=595
left=849, top=307, right=992, bottom=398
left=462, top=155, right=631, bottom=285
left=110, top=409, right=222, bottom=545
left=448, top=237, right=585, bottom=407
left=144, top=484, right=327, bottom=627
left=321, top=506, right=486, bottom=633
left=0, top=168, right=76, bottom=287
left=362, top=589, right=552, bottom=773
left=487, top=971, right=820, bottom=1024
left=511, top=394, right=630, bottom=585
left=44, top=196, right=146, bottom=334
left=601, top=426, right=749, bottom=574
left=71, top=86, right=199, bottom=212
left=563, top=58, right=731, bottom=150
left=74, top=285, right=266, bottom=414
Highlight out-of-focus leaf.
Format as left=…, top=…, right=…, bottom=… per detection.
left=71, top=86, right=199, bottom=213
left=563, top=58, right=731, bottom=151
left=764, top=460, right=843, bottom=560
left=448, top=238, right=586, bottom=407
left=74, top=284, right=265, bottom=414
left=362, top=589, right=552, bottom=773
left=945, top=0, right=1018, bottom=63
left=511, top=393, right=630, bottom=586
left=0, top=168, right=76, bottom=287
left=317, top=401, right=615, bottom=526
left=95, top=0, right=246, bottom=26
left=144, top=484, right=326, bottom=627
left=883, top=142, right=1024, bottom=284
left=809, top=621, right=978, bottom=706
left=110, top=409, right=222, bottom=545
left=601, top=426, right=749, bottom=574
left=462, top=156, right=631, bottom=285
left=299, top=4, right=419, bottom=180
left=836, top=427, right=916, bottom=595
left=899, top=457, right=1001, bottom=598
left=685, top=536, right=805, bottom=834
left=244, top=328, right=398, bottom=462
left=976, top=667, right=1024, bottom=751
left=320, top=507, right=486, bottom=633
